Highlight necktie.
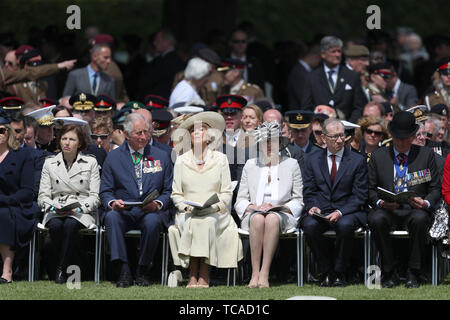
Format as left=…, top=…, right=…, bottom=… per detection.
left=328, top=70, right=335, bottom=89
left=330, top=154, right=337, bottom=184
left=92, top=72, right=98, bottom=94
left=132, top=151, right=143, bottom=193
left=397, top=153, right=407, bottom=166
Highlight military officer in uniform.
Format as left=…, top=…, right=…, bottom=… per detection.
left=26, top=105, right=59, bottom=154
left=144, top=94, right=169, bottom=110
left=0, top=96, right=24, bottom=116
left=69, top=92, right=97, bottom=123
left=423, top=57, right=450, bottom=109
left=285, top=110, right=321, bottom=155
left=218, top=58, right=264, bottom=105
left=94, top=94, right=116, bottom=118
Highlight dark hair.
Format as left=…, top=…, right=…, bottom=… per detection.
left=52, top=105, right=73, bottom=117
left=23, top=115, right=38, bottom=133
left=57, top=125, right=88, bottom=151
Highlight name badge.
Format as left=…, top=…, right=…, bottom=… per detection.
left=406, top=169, right=431, bottom=187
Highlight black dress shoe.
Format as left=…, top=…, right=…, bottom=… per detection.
left=0, top=277, right=12, bottom=284
left=55, top=267, right=66, bottom=284
left=333, top=274, right=347, bottom=287
left=319, top=274, right=333, bottom=287
left=116, top=273, right=133, bottom=288
left=381, top=271, right=399, bottom=288
left=135, top=274, right=150, bottom=287
left=405, top=271, right=419, bottom=288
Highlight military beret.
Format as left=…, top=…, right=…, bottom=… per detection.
left=430, top=103, right=449, bottom=117
left=381, top=102, right=394, bottom=115
left=15, top=44, right=34, bottom=56
left=91, top=34, right=114, bottom=45
left=285, top=110, right=314, bottom=129
left=216, top=94, right=247, bottom=113
left=123, top=101, right=145, bottom=111
left=95, top=94, right=116, bottom=111
left=344, top=45, right=370, bottom=58
left=254, top=99, right=274, bottom=113
left=69, top=92, right=97, bottom=111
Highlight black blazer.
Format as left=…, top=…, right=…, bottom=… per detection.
left=302, top=64, right=366, bottom=122
left=368, top=144, right=441, bottom=210
left=303, top=147, right=368, bottom=216
left=287, top=62, right=310, bottom=110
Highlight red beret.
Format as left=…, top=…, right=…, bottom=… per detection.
left=92, top=34, right=114, bottom=45
left=15, top=45, right=34, bottom=56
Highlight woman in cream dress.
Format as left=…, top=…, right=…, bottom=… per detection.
left=235, top=121, right=303, bottom=288
left=169, top=112, right=243, bottom=288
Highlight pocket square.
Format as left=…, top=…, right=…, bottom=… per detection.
left=345, top=84, right=352, bottom=90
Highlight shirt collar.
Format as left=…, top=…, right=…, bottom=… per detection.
left=231, top=53, right=246, bottom=62
left=87, top=64, right=97, bottom=77
left=393, top=147, right=410, bottom=157
left=231, top=79, right=245, bottom=94
left=323, top=63, right=339, bottom=74
left=327, top=146, right=345, bottom=159
left=129, top=144, right=145, bottom=156
left=392, top=79, right=401, bottom=95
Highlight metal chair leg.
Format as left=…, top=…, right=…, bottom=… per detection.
left=28, top=231, right=36, bottom=282
left=298, top=229, right=303, bottom=287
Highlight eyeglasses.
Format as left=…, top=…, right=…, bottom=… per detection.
left=365, top=129, right=383, bottom=136
left=0, top=127, right=8, bottom=135
left=325, top=133, right=345, bottom=141
left=14, top=128, right=23, bottom=134
left=91, top=134, right=109, bottom=140
left=3, top=61, right=13, bottom=67
left=313, top=130, right=323, bottom=136
left=232, top=39, right=247, bottom=44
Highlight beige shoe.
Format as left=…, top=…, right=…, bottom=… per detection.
left=167, top=270, right=183, bottom=288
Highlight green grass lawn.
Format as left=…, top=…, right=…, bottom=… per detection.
left=1, top=280, right=449, bottom=300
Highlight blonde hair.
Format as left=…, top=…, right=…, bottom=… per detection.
left=240, top=104, right=263, bottom=131
left=1, top=124, right=20, bottom=151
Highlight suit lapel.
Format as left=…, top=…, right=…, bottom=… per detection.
left=53, top=153, right=71, bottom=184
left=319, top=67, right=332, bottom=95
left=319, top=150, right=332, bottom=189
left=120, top=142, right=139, bottom=190
left=83, top=68, right=92, bottom=93
left=142, top=144, right=152, bottom=188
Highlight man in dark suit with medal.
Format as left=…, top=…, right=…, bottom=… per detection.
left=100, top=113, right=173, bottom=288
left=368, top=111, right=441, bottom=288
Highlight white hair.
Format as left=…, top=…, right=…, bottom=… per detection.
left=123, top=113, right=149, bottom=134
left=184, top=57, right=211, bottom=80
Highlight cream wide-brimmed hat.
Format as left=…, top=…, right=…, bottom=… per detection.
left=179, top=111, right=225, bottom=132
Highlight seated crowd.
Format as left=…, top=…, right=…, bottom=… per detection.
left=1, top=33, right=450, bottom=291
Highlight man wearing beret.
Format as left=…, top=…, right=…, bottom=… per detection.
left=302, top=36, right=366, bottom=123
left=368, top=111, right=441, bottom=288
left=1, top=46, right=76, bottom=100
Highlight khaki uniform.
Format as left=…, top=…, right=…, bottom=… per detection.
left=104, top=60, right=129, bottom=102
left=424, top=88, right=449, bottom=109
left=0, top=64, right=59, bottom=96
left=221, top=81, right=264, bottom=105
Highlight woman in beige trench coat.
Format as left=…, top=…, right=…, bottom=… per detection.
left=38, top=124, right=100, bottom=284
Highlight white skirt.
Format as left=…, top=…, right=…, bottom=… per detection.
left=240, top=210, right=297, bottom=233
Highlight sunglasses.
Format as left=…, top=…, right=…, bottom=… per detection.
left=90, top=134, right=109, bottom=140
left=232, top=39, right=247, bottom=44
left=365, top=129, right=383, bottom=136
left=440, top=69, right=450, bottom=76
left=0, top=127, right=8, bottom=135
left=313, top=130, right=323, bottom=135
left=14, top=128, right=23, bottom=134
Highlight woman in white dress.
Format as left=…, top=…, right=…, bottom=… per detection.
left=169, top=112, right=243, bottom=288
left=235, top=122, right=303, bottom=288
